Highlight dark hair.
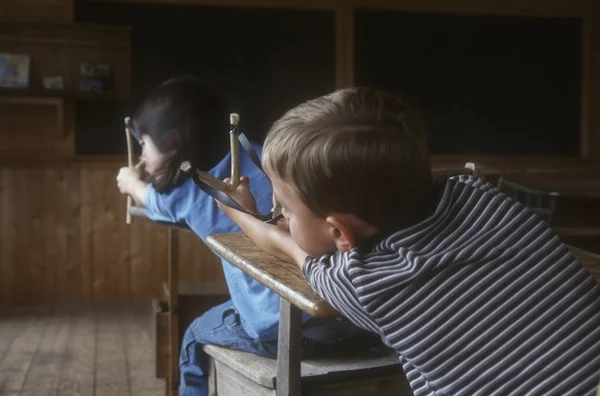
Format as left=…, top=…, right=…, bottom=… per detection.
left=133, top=76, right=229, bottom=192
left=264, top=87, right=433, bottom=231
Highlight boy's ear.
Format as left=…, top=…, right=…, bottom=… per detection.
left=326, top=215, right=356, bottom=252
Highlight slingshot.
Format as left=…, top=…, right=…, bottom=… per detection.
left=124, top=113, right=282, bottom=226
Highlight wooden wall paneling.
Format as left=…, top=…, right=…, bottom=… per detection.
left=90, top=167, right=110, bottom=301
left=40, top=168, right=59, bottom=304
left=128, top=207, right=146, bottom=301
left=0, top=0, right=74, bottom=24
left=0, top=170, right=7, bottom=306
left=0, top=98, right=72, bottom=157
left=0, top=170, right=3, bottom=306
left=15, top=168, right=29, bottom=305
left=64, top=168, right=81, bottom=302
left=79, top=166, right=93, bottom=301
left=0, top=163, right=229, bottom=306
left=103, top=168, right=119, bottom=300
left=1, top=169, right=16, bottom=305
left=5, top=160, right=598, bottom=306
left=133, top=213, right=165, bottom=300
left=54, top=168, right=69, bottom=302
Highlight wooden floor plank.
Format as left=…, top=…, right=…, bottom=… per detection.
left=0, top=309, right=23, bottom=368
left=0, top=302, right=162, bottom=396
left=20, top=306, right=72, bottom=396
left=94, top=303, right=131, bottom=396
left=121, top=302, right=164, bottom=396
left=56, top=305, right=96, bottom=396
left=0, top=307, right=50, bottom=395
left=0, top=308, right=34, bottom=395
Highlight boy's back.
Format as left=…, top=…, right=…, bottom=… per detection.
left=304, top=175, right=600, bottom=395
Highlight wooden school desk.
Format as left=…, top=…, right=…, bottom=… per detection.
left=205, top=233, right=408, bottom=396
left=205, top=233, right=600, bottom=396
left=129, top=208, right=405, bottom=396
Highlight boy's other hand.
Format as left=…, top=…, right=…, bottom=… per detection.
left=216, top=178, right=308, bottom=267
left=223, top=176, right=258, bottom=213
left=116, top=167, right=142, bottom=195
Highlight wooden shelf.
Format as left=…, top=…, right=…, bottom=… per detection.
left=0, top=22, right=132, bottom=100
left=0, top=88, right=127, bottom=101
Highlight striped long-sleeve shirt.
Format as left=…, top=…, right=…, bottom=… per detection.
left=303, top=175, right=600, bottom=396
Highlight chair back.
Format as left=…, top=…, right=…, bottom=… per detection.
left=497, top=176, right=559, bottom=225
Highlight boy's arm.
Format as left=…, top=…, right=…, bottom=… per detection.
left=217, top=199, right=309, bottom=267
left=117, top=167, right=148, bottom=206
left=216, top=177, right=309, bottom=267
left=218, top=177, right=381, bottom=334
left=116, top=166, right=177, bottom=223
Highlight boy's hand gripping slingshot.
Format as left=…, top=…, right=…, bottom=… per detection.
left=124, top=116, right=144, bottom=225
left=123, top=113, right=282, bottom=226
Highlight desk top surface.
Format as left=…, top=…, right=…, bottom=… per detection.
left=207, top=233, right=600, bottom=319
left=206, top=233, right=339, bottom=318
left=503, top=172, right=600, bottom=198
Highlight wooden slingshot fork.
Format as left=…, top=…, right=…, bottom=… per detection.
left=185, top=113, right=282, bottom=223
left=124, top=116, right=145, bottom=224
left=190, top=113, right=242, bottom=195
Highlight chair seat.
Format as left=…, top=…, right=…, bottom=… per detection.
left=203, top=344, right=402, bottom=390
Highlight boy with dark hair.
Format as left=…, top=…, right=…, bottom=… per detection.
left=219, top=86, right=600, bottom=395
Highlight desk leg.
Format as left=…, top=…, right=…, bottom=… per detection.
left=168, top=228, right=180, bottom=396
left=276, top=298, right=302, bottom=396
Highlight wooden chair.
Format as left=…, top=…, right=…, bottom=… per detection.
left=203, top=344, right=409, bottom=396
left=497, top=176, right=559, bottom=224
left=497, top=175, right=600, bottom=238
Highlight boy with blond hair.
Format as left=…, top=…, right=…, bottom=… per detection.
left=219, top=87, right=600, bottom=395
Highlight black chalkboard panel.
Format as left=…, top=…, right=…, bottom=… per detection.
left=74, top=2, right=335, bottom=158
left=355, top=10, right=582, bottom=156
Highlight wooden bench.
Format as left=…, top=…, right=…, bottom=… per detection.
left=203, top=344, right=405, bottom=396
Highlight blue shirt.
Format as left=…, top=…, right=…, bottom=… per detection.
left=145, top=142, right=303, bottom=340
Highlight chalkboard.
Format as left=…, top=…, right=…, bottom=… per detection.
left=74, top=2, right=335, bottom=160
left=355, top=10, right=582, bottom=156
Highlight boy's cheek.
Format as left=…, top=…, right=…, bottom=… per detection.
left=276, top=217, right=290, bottom=231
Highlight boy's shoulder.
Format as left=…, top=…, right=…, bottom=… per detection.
left=360, top=174, right=526, bottom=254
left=447, top=174, right=500, bottom=195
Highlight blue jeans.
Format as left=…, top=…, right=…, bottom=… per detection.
left=179, top=299, right=375, bottom=396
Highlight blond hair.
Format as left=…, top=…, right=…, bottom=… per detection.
left=263, top=87, right=434, bottom=230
